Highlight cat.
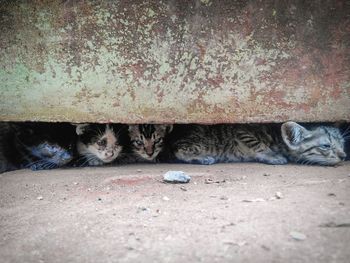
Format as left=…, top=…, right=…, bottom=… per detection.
left=74, top=123, right=126, bottom=166
left=170, top=122, right=346, bottom=166
left=125, top=124, right=173, bottom=163
left=281, top=122, right=346, bottom=165
left=0, top=122, right=75, bottom=173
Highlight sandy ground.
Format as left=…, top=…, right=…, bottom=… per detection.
left=0, top=162, right=349, bottom=263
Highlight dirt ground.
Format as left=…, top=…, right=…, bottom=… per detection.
left=0, top=162, right=349, bottom=263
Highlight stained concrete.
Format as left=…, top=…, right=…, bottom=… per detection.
left=1, top=1, right=350, bottom=123
left=1, top=162, right=350, bottom=262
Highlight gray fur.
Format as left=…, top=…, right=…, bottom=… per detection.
left=172, top=122, right=346, bottom=166
left=281, top=122, right=346, bottom=165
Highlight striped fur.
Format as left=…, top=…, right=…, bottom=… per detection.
left=171, top=122, right=346, bottom=166
left=127, top=124, right=173, bottom=162
left=281, top=122, right=346, bottom=165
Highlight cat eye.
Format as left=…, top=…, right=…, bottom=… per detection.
left=134, top=140, right=143, bottom=146
left=154, top=138, right=162, bottom=144
left=97, top=139, right=107, bottom=147
left=319, top=144, right=331, bottom=150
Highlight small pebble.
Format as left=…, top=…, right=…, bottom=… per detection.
left=162, top=196, right=170, bottom=201
left=242, top=198, right=265, bottom=202
left=163, top=171, right=191, bottom=184
left=138, top=207, right=150, bottom=212
left=290, top=231, right=307, bottom=241
left=261, top=245, right=270, bottom=251
left=205, top=178, right=226, bottom=184
left=73, top=182, right=79, bottom=185
left=37, top=196, right=43, bottom=200
left=275, top=192, right=283, bottom=199
left=180, top=186, right=187, bottom=191
left=136, top=169, right=142, bottom=173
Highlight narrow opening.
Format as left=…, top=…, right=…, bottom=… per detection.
left=1, top=121, right=348, bottom=174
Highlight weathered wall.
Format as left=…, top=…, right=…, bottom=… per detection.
left=0, top=0, right=349, bottom=123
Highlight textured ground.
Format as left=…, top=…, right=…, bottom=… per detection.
left=1, top=162, right=350, bottom=263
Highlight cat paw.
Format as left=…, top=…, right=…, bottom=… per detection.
left=196, top=156, right=216, bottom=165
left=265, top=156, right=288, bottom=165
left=30, top=164, right=50, bottom=170
left=30, top=164, right=40, bottom=171
left=256, top=152, right=288, bottom=165
left=88, top=159, right=103, bottom=166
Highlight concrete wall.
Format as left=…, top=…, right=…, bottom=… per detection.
left=0, top=0, right=349, bottom=123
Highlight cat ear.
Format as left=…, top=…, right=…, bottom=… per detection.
left=166, top=125, right=173, bottom=133
left=128, top=125, right=138, bottom=133
left=281, top=122, right=311, bottom=149
left=155, top=124, right=173, bottom=134
left=73, top=123, right=90, bottom=135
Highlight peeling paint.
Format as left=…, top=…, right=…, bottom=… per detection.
left=0, top=0, right=349, bottom=123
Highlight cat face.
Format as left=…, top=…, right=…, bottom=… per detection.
left=282, top=122, right=346, bottom=166
left=128, top=124, right=173, bottom=161
left=15, top=123, right=75, bottom=170
left=76, top=124, right=123, bottom=165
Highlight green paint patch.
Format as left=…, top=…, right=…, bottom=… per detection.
left=200, top=0, right=212, bottom=6
left=147, top=8, right=155, bottom=17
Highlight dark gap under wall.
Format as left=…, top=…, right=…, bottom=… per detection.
left=0, top=121, right=349, bottom=175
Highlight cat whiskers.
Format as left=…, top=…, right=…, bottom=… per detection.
left=341, top=126, right=350, bottom=137
left=25, top=159, right=57, bottom=170
left=24, top=158, right=48, bottom=168
left=80, top=153, right=100, bottom=167
left=42, top=161, right=58, bottom=170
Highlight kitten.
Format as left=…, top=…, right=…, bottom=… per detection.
left=171, top=122, right=346, bottom=166
left=126, top=124, right=173, bottom=162
left=0, top=122, right=75, bottom=173
left=75, top=124, right=125, bottom=166
left=282, top=122, right=346, bottom=165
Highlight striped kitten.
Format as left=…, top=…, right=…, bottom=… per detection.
left=0, top=122, right=75, bottom=173
left=75, top=124, right=126, bottom=166
left=171, top=122, right=346, bottom=166
left=126, top=124, right=173, bottom=162
left=281, top=122, right=346, bottom=165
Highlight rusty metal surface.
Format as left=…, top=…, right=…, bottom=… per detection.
left=0, top=0, right=349, bottom=123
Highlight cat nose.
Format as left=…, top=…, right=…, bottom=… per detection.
left=105, top=151, right=114, bottom=158
left=145, top=149, right=154, bottom=156
left=145, top=146, right=154, bottom=156
left=338, top=151, right=346, bottom=160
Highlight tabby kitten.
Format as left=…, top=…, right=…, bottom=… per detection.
left=75, top=124, right=125, bottom=166
left=171, top=122, right=346, bottom=166
left=282, top=122, right=346, bottom=165
left=126, top=124, right=173, bottom=162
left=0, top=122, right=75, bottom=173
